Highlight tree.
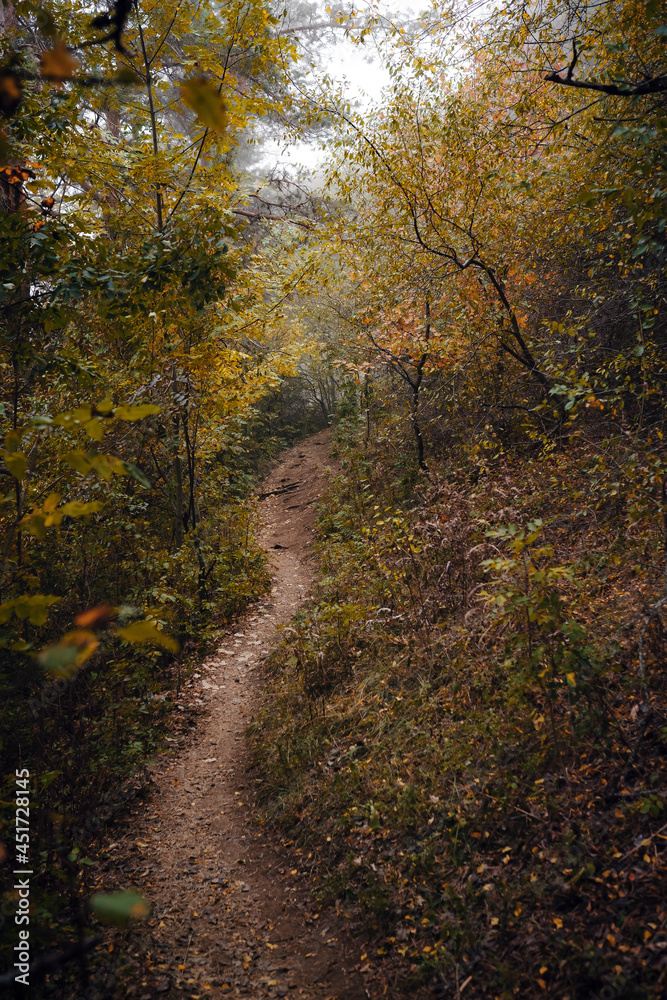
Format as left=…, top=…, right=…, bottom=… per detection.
left=0, top=3, right=311, bottom=984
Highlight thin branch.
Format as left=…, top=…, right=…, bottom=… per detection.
left=545, top=73, right=667, bottom=96
left=545, top=41, right=667, bottom=96
left=231, top=207, right=314, bottom=230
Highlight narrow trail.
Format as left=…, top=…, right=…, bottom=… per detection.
left=104, top=431, right=365, bottom=1000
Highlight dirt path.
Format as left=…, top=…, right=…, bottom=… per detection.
left=102, top=431, right=364, bottom=1000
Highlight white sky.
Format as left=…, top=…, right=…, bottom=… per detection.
left=259, top=3, right=421, bottom=172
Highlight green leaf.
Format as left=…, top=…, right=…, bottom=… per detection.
left=180, top=78, right=227, bottom=136
left=37, top=644, right=80, bottom=675
left=123, top=461, right=151, bottom=488
left=90, top=891, right=150, bottom=926
left=37, top=630, right=99, bottom=676
left=115, top=68, right=142, bottom=85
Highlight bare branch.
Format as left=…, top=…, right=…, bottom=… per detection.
left=545, top=41, right=667, bottom=96
left=231, top=208, right=314, bottom=230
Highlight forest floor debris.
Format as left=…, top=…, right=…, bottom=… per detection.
left=250, top=440, right=667, bottom=1000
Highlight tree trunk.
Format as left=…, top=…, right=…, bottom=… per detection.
left=411, top=387, right=427, bottom=472
left=172, top=416, right=184, bottom=549
left=411, top=297, right=430, bottom=473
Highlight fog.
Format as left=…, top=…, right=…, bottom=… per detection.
left=257, top=1, right=422, bottom=173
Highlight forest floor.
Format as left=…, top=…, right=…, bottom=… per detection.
left=95, top=431, right=365, bottom=1000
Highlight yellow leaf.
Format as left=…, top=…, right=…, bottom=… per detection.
left=113, top=403, right=161, bottom=421
left=27, top=514, right=46, bottom=539
left=44, top=500, right=104, bottom=526
left=53, top=405, right=93, bottom=427
left=84, top=418, right=104, bottom=441
left=64, top=450, right=93, bottom=475
left=0, top=594, right=60, bottom=626
left=40, top=42, right=79, bottom=83
left=95, top=397, right=114, bottom=415
left=4, top=428, right=22, bottom=453
left=180, top=78, right=227, bottom=136
left=89, top=455, right=114, bottom=481
left=2, top=449, right=27, bottom=480
left=566, top=672, right=576, bottom=687
left=118, top=620, right=179, bottom=653
left=106, top=455, right=128, bottom=476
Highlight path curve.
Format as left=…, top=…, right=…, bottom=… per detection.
left=104, top=431, right=364, bottom=1000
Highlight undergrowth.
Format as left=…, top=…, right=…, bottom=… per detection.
left=251, top=428, right=667, bottom=1000
left=0, top=498, right=269, bottom=995
left=0, top=391, right=326, bottom=995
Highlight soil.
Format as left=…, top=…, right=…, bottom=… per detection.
left=97, top=431, right=365, bottom=1000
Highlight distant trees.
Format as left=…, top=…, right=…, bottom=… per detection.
left=285, top=0, right=665, bottom=490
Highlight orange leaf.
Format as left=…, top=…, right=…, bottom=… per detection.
left=0, top=70, right=22, bottom=115
left=75, top=605, right=114, bottom=628
left=40, top=42, right=79, bottom=84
